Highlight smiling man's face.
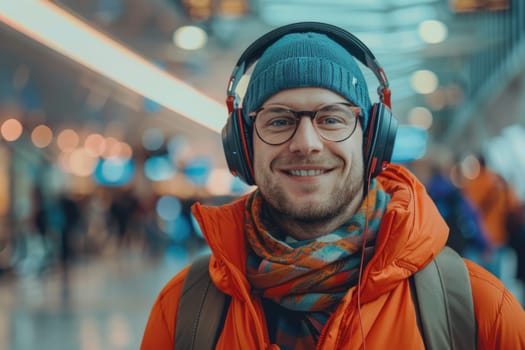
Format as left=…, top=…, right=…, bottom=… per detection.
left=252, top=87, right=365, bottom=226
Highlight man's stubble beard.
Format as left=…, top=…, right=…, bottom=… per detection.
left=259, top=171, right=364, bottom=223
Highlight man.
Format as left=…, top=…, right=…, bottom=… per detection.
left=462, top=154, right=525, bottom=284
left=423, top=151, right=489, bottom=256
left=141, top=23, right=525, bottom=349
left=462, top=155, right=521, bottom=249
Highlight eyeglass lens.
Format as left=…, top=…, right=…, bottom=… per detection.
left=252, top=103, right=358, bottom=145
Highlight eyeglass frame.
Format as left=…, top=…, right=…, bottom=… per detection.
left=248, top=102, right=362, bottom=146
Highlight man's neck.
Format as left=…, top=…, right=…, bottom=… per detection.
left=262, top=197, right=363, bottom=241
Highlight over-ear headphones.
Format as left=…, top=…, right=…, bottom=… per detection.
left=222, top=21, right=398, bottom=186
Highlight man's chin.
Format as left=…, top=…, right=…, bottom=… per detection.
left=275, top=200, right=336, bottom=222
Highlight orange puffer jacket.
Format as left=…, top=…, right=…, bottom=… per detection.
left=141, top=165, right=525, bottom=349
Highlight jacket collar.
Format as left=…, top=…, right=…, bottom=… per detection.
left=191, top=164, right=449, bottom=300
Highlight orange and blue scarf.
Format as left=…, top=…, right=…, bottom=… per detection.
left=245, top=180, right=390, bottom=350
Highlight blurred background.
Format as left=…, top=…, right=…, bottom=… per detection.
left=0, top=0, right=524, bottom=349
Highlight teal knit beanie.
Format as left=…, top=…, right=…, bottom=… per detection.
left=243, top=32, right=373, bottom=129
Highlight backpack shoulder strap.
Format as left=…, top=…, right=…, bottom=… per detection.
left=412, top=246, right=477, bottom=350
left=174, top=254, right=230, bottom=350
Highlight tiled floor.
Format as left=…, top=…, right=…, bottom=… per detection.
left=0, top=244, right=209, bottom=350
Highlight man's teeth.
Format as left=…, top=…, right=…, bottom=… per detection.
left=288, top=169, right=324, bottom=176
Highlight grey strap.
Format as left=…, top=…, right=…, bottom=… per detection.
left=174, top=254, right=228, bottom=350
left=413, top=246, right=477, bottom=350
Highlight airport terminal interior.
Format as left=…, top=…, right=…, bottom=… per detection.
left=0, top=0, right=524, bottom=349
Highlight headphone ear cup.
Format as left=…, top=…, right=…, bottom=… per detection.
left=221, top=108, right=255, bottom=185
left=363, top=103, right=398, bottom=179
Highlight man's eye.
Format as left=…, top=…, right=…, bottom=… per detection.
left=319, top=116, right=344, bottom=124
left=268, top=117, right=295, bottom=127
left=261, top=111, right=297, bottom=128
left=316, top=114, right=349, bottom=126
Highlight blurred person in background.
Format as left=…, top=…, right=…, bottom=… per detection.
left=56, top=191, right=84, bottom=290
left=108, top=188, right=139, bottom=249
left=424, top=150, right=490, bottom=256
left=510, top=203, right=525, bottom=294
left=141, top=22, right=525, bottom=349
left=29, top=184, right=53, bottom=272
left=462, top=154, right=525, bottom=284
left=31, top=184, right=49, bottom=243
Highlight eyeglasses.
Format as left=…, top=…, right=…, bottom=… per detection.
left=249, top=103, right=360, bottom=145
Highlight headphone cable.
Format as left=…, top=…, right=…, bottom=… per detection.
left=357, top=174, right=373, bottom=350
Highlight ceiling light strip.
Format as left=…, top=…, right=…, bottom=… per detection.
left=0, top=0, right=227, bottom=133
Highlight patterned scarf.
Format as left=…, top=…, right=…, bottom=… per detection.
left=245, top=180, right=390, bottom=350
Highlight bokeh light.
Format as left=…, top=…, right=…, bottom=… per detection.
left=460, top=154, right=481, bottom=180
left=408, top=106, right=433, bottom=130
left=94, top=157, right=135, bottom=186
left=142, top=128, right=164, bottom=151
left=84, top=133, right=106, bottom=157
left=102, top=137, right=120, bottom=158
left=418, top=19, right=448, bottom=44
left=1, top=118, right=23, bottom=141
left=173, top=25, right=207, bottom=50
left=156, top=195, right=182, bottom=221
left=57, top=128, right=80, bottom=152
left=144, top=155, right=175, bottom=181
left=411, top=69, right=439, bottom=94
left=69, top=148, right=98, bottom=177
left=31, top=124, right=53, bottom=148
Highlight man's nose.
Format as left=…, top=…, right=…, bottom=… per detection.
left=288, top=117, right=323, bottom=154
